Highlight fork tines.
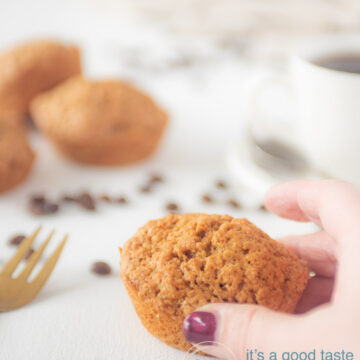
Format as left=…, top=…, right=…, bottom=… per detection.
left=1, top=226, right=68, bottom=283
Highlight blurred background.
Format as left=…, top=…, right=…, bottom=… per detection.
left=1, top=0, right=359, bottom=175
left=2, top=0, right=359, bottom=60
left=1, top=0, right=359, bottom=237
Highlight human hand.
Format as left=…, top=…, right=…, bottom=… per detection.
left=182, top=180, right=360, bottom=359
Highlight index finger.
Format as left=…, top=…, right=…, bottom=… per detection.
left=265, top=179, right=360, bottom=241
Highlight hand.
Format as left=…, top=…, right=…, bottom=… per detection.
left=182, top=180, right=360, bottom=359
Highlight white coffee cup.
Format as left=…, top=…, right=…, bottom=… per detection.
left=292, top=33, right=360, bottom=184
left=227, top=33, right=360, bottom=195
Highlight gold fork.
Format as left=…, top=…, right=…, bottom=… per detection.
left=0, top=226, right=68, bottom=312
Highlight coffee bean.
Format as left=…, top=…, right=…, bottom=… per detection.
left=149, top=174, right=164, bottom=184
left=61, top=195, right=77, bottom=202
left=77, top=193, right=96, bottom=211
left=139, top=184, right=152, bottom=193
left=216, top=180, right=227, bottom=189
left=259, top=204, right=268, bottom=212
left=99, top=194, right=112, bottom=202
left=116, top=196, right=128, bottom=204
left=9, top=234, right=26, bottom=246
left=31, top=195, right=46, bottom=204
left=24, top=248, right=34, bottom=261
left=227, top=199, right=241, bottom=209
left=46, top=203, right=59, bottom=213
left=30, top=196, right=59, bottom=216
left=166, top=202, right=180, bottom=212
left=91, top=261, right=112, bottom=275
left=201, top=194, right=213, bottom=203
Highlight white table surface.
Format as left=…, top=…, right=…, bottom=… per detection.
left=0, top=2, right=316, bottom=359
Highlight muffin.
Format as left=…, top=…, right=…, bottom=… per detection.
left=0, top=120, right=35, bottom=193
left=0, top=40, right=82, bottom=124
left=120, top=214, right=309, bottom=351
left=30, top=76, right=168, bottom=165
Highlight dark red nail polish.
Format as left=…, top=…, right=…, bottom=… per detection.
left=183, top=311, right=216, bottom=345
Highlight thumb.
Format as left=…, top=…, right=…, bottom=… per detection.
left=183, top=303, right=329, bottom=359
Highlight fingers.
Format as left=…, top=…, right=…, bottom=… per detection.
left=264, top=180, right=315, bottom=223
left=280, top=231, right=337, bottom=277
left=183, top=304, right=331, bottom=359
left=281, top=232, right=335, bottom=312
left=266, top=179, right=360, bottom=306
left=295, top=276, right=334, bottom=314
left=265, top=180, right=310, bottom=221
left=265, top=180, right=360, bottom=244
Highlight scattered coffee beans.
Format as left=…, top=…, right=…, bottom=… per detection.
left=30, top=195, right=59, bottom=216
left=91, top=261, right=112, bottom=275
left=61, top=195, right=77, bottom=202
left=27, top=172, right=245, bottom=218
left=139, top=184, right=152, bottom=193
left=99, top=194, right=112, bottom=202
left=201, top=194, right=213, bottom=203
left=9, top=234, right=26, bottom=246
left=32, top=195, right=46, bottom=203
left=116, top=196, right=128, bottom=204
left=166, top=202, right=180, bottom=212
left=149, top=174, right=164, bottom=184
left=259, top=204, right=268, bottom=212
left=227, top=199, right=241, bottom=209
left=77, top=193, right=96, bottom=211
left=216, top=180, right=227, bottom=189
left=138, top=173, right=164, bottom=194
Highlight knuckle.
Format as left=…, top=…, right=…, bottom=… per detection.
left=224, top=306, right=260, bottom=359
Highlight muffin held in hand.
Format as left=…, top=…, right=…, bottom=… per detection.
left=0, top=40, right=82, bottom=124
left=30, top=76, right=168, bottom=165
left=120, top=214, right=309, bottom=351
left=0, top=120, right=35, bottom=193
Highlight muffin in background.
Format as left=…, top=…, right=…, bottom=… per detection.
left=0, top=120, right=35, bottom=193
left=30, top=76, right=168, bottom=166
left=120, top=213, right=309, bottom=351
left=0, top=40, right=82, bottom=125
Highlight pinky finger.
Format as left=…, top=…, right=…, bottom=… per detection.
left=295, top=276, right=334, bottom=314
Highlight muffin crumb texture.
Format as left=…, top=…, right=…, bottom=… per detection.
left=120, top=213, right=309, bottom=351
left=0, top=121, right=35, bottom=193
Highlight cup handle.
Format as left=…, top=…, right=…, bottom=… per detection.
left=226, top=72, right=326, bottom=195
left=249, top=74, right=296, bottom=146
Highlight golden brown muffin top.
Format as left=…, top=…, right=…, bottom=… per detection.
left=120, top=213, right=309, bottom=315
left=30, top=76, right=168, bottom=145
left=0, top=39, right=82, bottom=124
left=0, top=40, right=80, bottom=90
left=0, top=121, right=34, bottom=176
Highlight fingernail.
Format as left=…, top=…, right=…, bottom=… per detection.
left=182, top=311, right=217, bottom=345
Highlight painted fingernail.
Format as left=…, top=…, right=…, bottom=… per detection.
left=182, top=311, right=217, bottom=345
